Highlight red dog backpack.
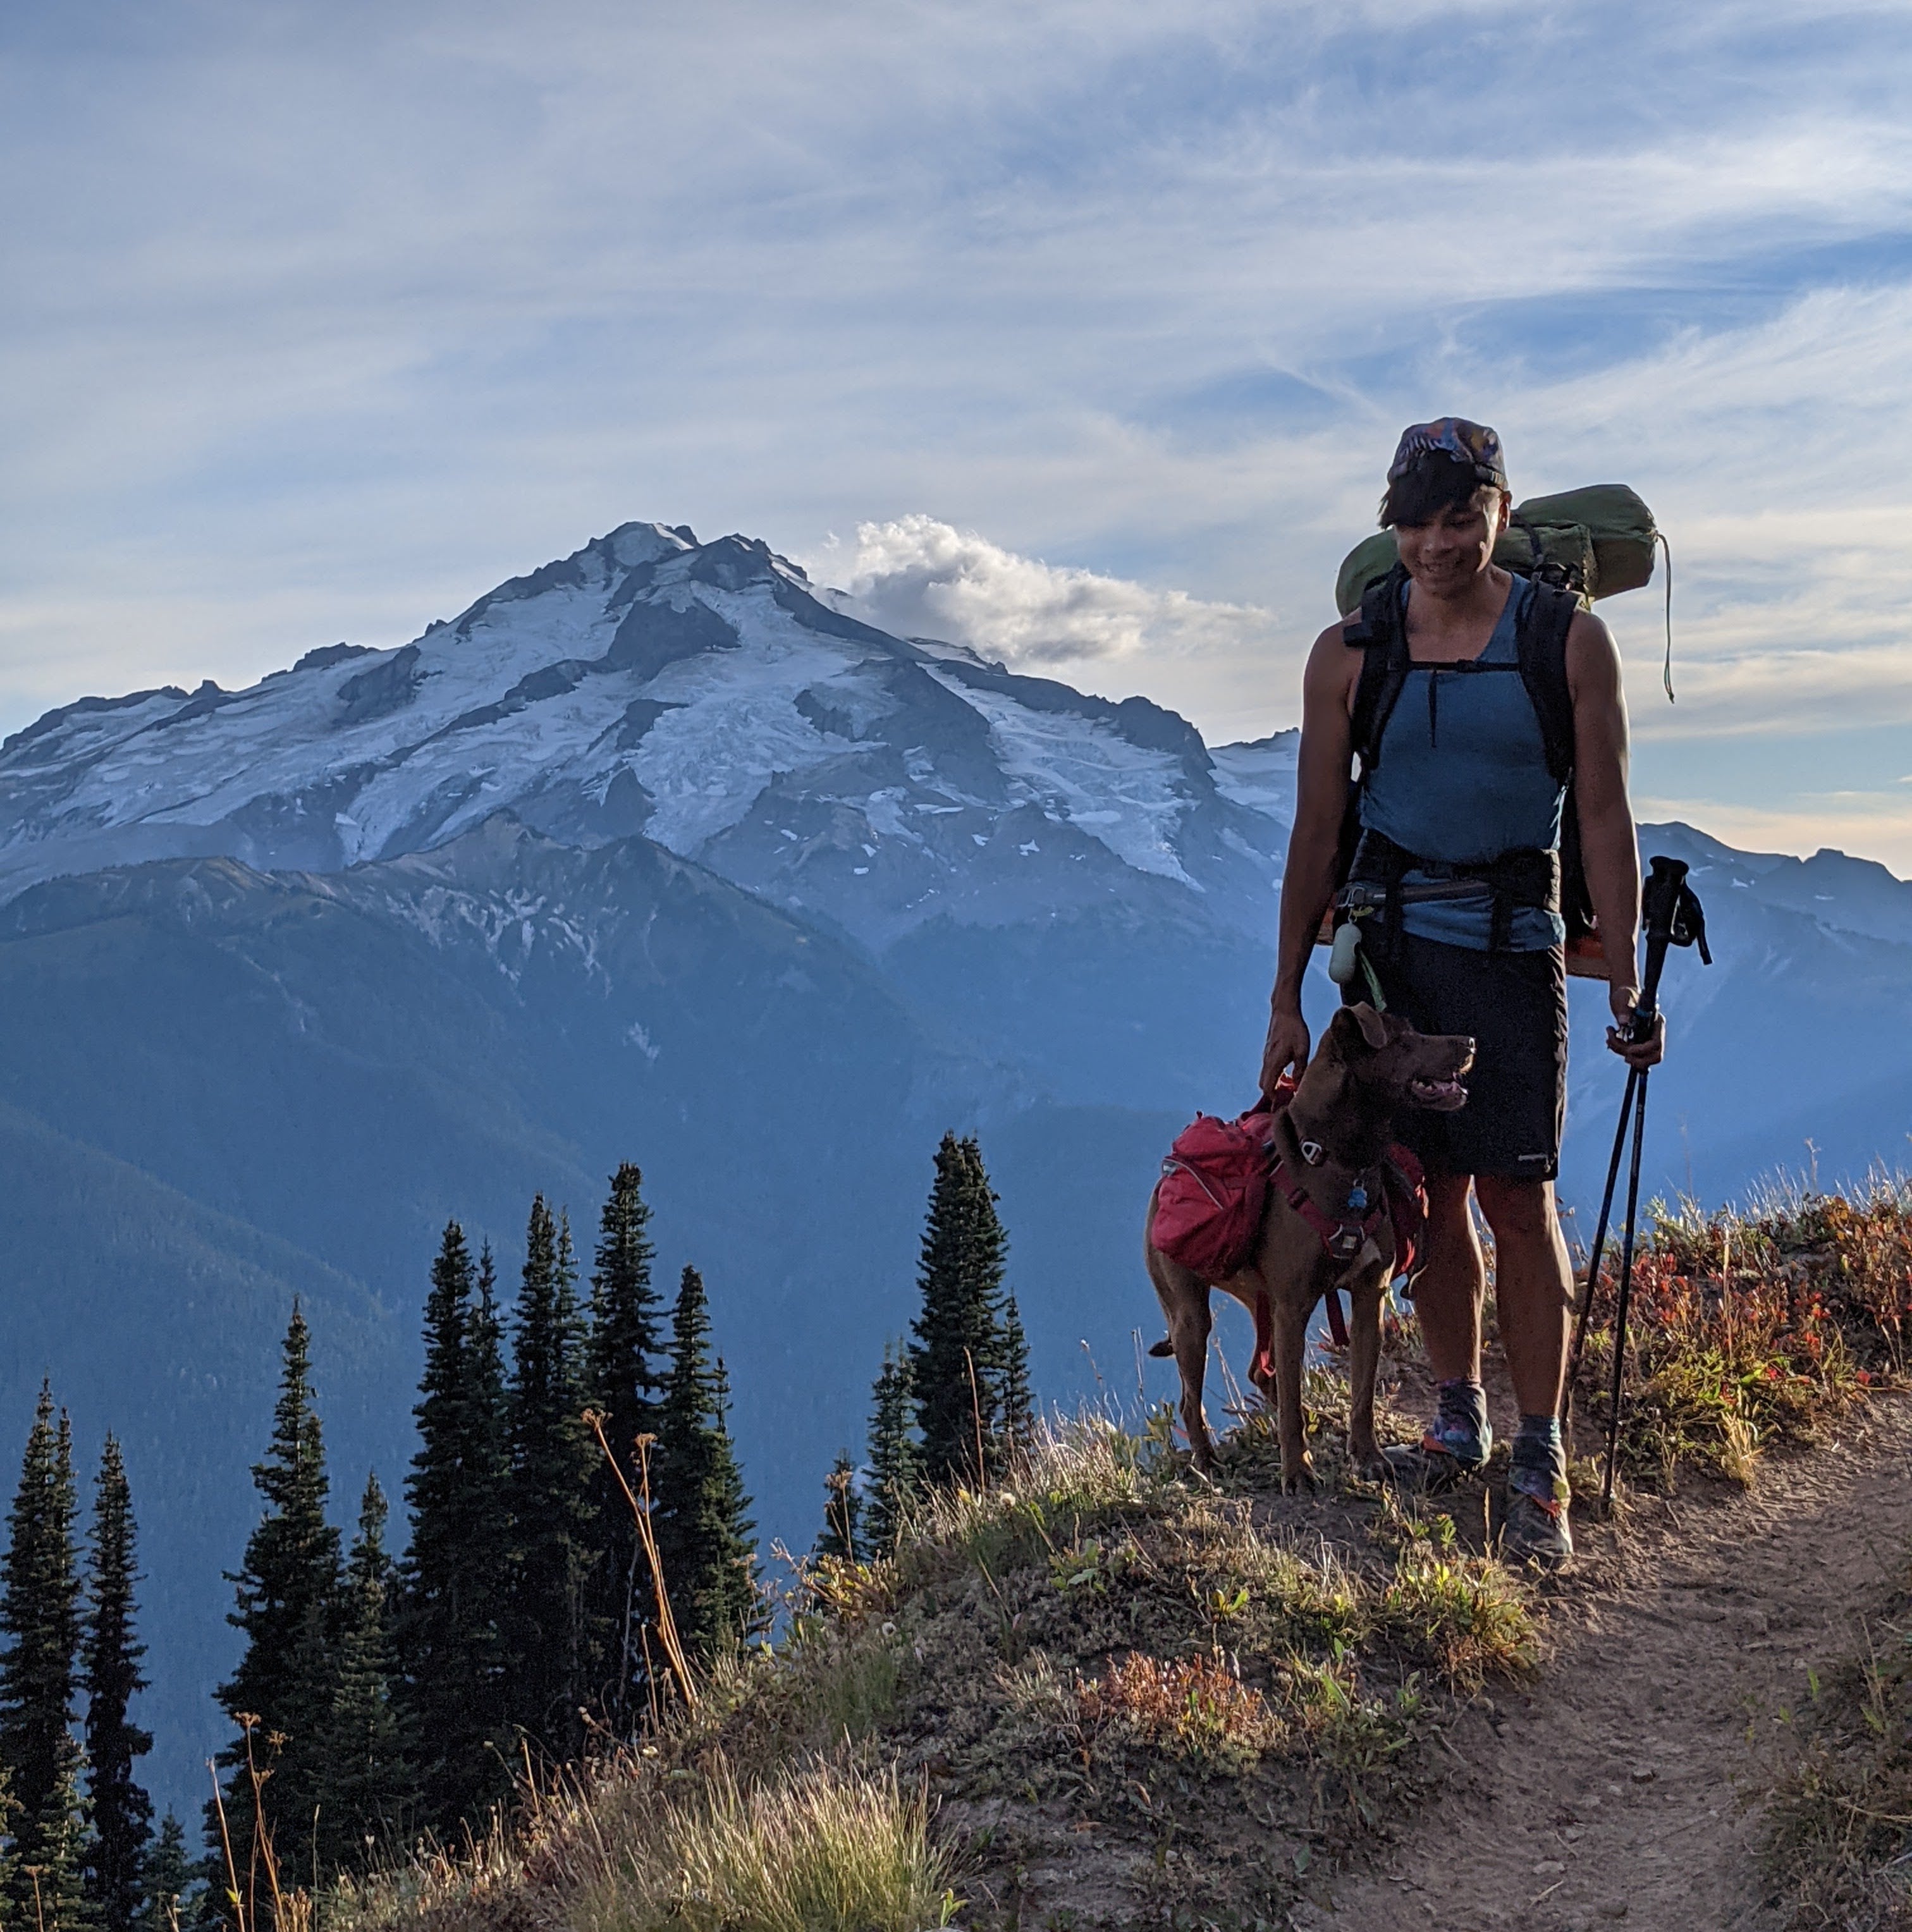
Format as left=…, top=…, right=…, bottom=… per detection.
left=1153, top=1103, right=1285, bottom=1281
left=1155, top=1082, right=1428, bottom=1288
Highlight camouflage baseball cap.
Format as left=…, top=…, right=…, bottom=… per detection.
left=1388, top=417, right=1507, bottom=490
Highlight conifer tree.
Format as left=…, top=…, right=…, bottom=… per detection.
left=211, top=1304, right=342, bottom=1897
left=813, top=1453, right=862, bottom=1564
left=995, top=1294, right=1036, bottom=1458
left=907, top=1134, right=1014, bottom=1487
left=582, top=1163, right=664, bottom=1728
left=26, top=1750, right=92, bottom=1932
left=465, top=1241, right=513, bottom=1688
left=0, top=1384, right=88, bottom=1928
left=398, top=1224, right=512, bottom=1833
left=83, top=1435, right=153, bottom=1932
left=140, top=1813, right=191, bottom=1931
left=863, top=1343, right=921, bottom=1554
left=318, top=1476, right=413, bottom=1876
left=654, top=1268, right=757, bottom=1663
left=505, top=1198, right=596, bottom=1763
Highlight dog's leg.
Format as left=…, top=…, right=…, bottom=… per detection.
left=1347, top=1270, right=1388, bottom=1483
left=1268, top=1288, right=1316, bottom=1493
left=1145, top=1221, right=1218, bottom=1473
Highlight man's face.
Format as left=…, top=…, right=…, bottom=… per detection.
left=1394, top=486, right=1507, bottom=596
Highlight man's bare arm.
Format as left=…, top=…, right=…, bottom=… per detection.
left=1567, top=609, right=1662, bottom=1068
left=1259, top=623, right=1358, bottom=1091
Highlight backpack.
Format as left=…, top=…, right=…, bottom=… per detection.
left=1334, top=484, right=1660, bottom=616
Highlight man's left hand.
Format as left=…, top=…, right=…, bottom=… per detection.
left=1605, top=982, right=1665, bottom=1070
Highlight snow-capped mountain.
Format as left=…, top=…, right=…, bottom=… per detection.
left=2, top=518, right=1908, bottom=1812
left=0, top=522, right=1290, bottom=948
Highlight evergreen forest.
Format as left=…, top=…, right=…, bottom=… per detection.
left=0, top=1134, right=1027, bottom=1926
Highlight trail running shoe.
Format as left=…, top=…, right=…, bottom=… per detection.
left=1382, top=1431, right=1488, bottom=1493
left=1499, top=1484, right=1574, bottom=1570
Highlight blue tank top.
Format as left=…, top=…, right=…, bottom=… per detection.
left=1358, top=576, right=1566, bottom=951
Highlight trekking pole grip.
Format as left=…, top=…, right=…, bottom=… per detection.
left=1632, top=854, right=1689, bottom=1036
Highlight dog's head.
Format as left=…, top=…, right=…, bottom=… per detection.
left=1312, top=1003, right=1474, bottom=1115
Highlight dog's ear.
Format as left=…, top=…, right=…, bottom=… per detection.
left=1337, top=1001, right=1390, bottom=1052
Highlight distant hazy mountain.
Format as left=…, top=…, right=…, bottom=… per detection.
left=2, top=521, right=1907, bottom=1806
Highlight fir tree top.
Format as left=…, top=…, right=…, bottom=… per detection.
left=83, top=1434, right=152, bottom=1932
left=0, top=1383, right=85, bottom=1929
left=907, top=1133, right=1013, bottom=1487
left=587, top=1163, right=662, bottom=1417
left=656, top=1269, right=758, bottom=1660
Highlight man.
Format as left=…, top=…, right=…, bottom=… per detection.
left=1259, top=418, right=1663, bottom=1569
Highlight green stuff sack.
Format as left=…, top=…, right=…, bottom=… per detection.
left=1335, top=484, right=1660, bottom=614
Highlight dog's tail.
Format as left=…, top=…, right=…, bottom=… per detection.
left=1147, top=1336, right=1175, bottom=1358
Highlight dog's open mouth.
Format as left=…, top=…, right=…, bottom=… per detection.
left=1409, top=1074, right=1469, bottom=1111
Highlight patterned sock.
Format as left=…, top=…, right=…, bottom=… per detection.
left=1509, top=1413, right=1569, bottom=1505
left=1431, top=1378, right=1492, bottom=1465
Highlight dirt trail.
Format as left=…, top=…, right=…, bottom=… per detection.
left=1311, top=1398, right=1912, bottom=1932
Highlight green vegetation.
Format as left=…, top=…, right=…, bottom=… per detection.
left=1571, top=1178, right=1912, bottom=1494
left=582, top=1162, right=665, bottom=1732
left=395, top=1226, right=512, bottom=1835
left=326, top=1411, right=1533, bottom=1929
left=905, top=1133, right=1031, bottom=1490
left=503, top=1198, right=598, bottom=1766
left=5, top=1135, right=1899, bottom=1929
left=0, top=1386, right=87, bottom=1928
left=317, top=1476, right=413, bottom=1878
left=1763, top=1546, right=1912, bottom=1928
left=654, top=1266, right=759, bottom=1663
left=0, top=1391, right=157, bottom=1932
left=212, top=1304, right=345, bottom=1897
left=81, top=1435, right=153, bottom=1932
left=862, top=1344, right=920, bottom=1558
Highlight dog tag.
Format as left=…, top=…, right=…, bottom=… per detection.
left=1347, top=1183, right=1368, bottom=1211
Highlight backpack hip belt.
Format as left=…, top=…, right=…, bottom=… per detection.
left=1343, top=827, right=1559, bottom=957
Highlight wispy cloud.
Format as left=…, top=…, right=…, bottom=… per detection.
left=1, top=0, right=1910, bottom=864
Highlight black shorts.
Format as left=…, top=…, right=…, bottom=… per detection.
left=1344, top=932, right=1567, bottom=1182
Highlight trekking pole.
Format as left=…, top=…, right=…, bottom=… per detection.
left=1565, top=1062, right=1636, bottom=1412
left=1596, top=855, right=1712, bottom=1510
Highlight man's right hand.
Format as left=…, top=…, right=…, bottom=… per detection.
left=1259, top=1005, right=1311, bottom=1101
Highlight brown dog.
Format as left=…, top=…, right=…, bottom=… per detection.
left=1144, top=1003, right=1473, bottom=1490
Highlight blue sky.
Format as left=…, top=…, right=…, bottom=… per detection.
left=4, top=0, right=1911, bottom=867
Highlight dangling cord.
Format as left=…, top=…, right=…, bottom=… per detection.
left=1658, top=531, right=1675, bottom=703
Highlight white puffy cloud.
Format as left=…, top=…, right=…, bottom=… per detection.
left=822, top=515, right=1277, bottom=671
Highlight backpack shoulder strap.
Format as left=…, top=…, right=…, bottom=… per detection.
left=1345, top=563, right=1412, bottom=776
left=1513, top=578, right=1579, bottom=787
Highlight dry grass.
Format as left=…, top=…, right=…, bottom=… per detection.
left=320, top=1409, right=1536, bottom=1929
left=1571, top=1180, right=1912, bottom=1495
left=329, top=1754, right=953, bottom=1932
left=1763, top=1553, right=1912, bottom=1929
left=1077, top=1651, right=1284, bottom=1769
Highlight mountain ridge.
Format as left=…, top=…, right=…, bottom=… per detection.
left=1, top=518, right=1908, bottom=1814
